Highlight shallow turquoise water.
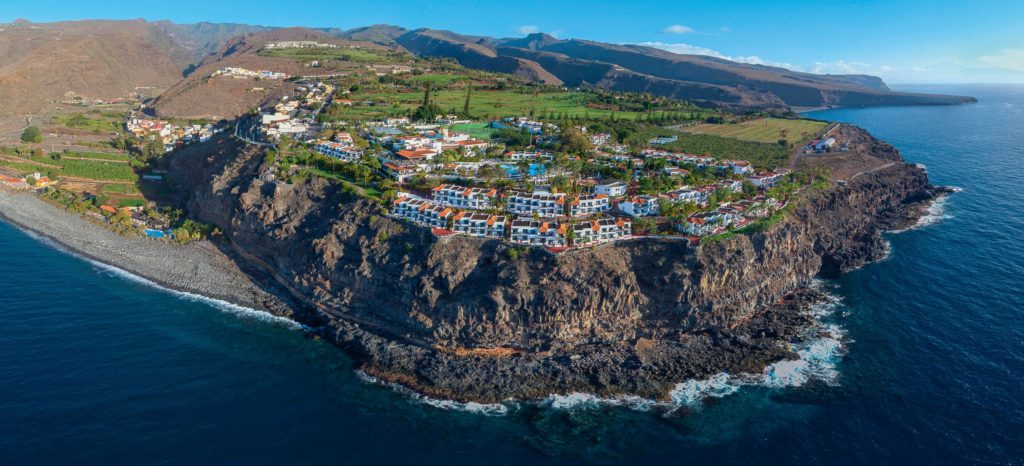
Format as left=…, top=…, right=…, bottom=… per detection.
left=1, top=84, right=1022, bottom=464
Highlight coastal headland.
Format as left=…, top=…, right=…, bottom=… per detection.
left=0, top=123, right=947, bottom=404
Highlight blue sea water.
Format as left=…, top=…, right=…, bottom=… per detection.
left=2, top=84, right=1023, bottom=465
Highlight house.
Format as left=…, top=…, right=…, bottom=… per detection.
left=746, top=170, right=789, bottom=188
left=664, top=186, right=712, bottom=205
left=452, top=212, right=507, bottom=238
left=315, top=141, right=361, bottom=162
left=589, top=133, right=612, bottom=146
left=569, top=194, right=610, bottom=217
left=431, top=184, right=498, bottom=210
left=815, top=137, right=836, bottom=152
left=506, top=191, right=566, bottom=217
left=510, top=220, right=567, bottom=247
left=717, top=179, right=743, bottom=193
left=391, top=197, right=453, bottom=229
left=505, top=151, right=552, bottom=161
left=383, top=162, right=418, bottom=183
left=726, top=160, right=754, bottom=175
left=594, top=180, right=627, bottom=197
left=649, top=136, right=678, bottom=145
left=572, top=217, right=631, bottom=246
left=395, top=149, right=437, bottom=161
left=620, top=196, right=660, bottom=217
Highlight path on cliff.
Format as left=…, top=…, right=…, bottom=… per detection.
left=847, top=162, right=896, bottom=182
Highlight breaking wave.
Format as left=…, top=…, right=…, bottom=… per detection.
left=892, top=190, right=956, bottom=233
left=538, top=283, right=848, bottom=412
left=355, top=371, right=511, bottom=416
left=19, top=227, right=304, bottom=331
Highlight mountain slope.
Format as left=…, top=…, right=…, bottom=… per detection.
left=396, top=29, right=563, bottom=85
left=392, top=30, right=975, bottom=110
left=0, top=19, right=186, bottom=116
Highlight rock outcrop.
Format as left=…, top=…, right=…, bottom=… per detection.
left=165, top=126, right=942, bottom=402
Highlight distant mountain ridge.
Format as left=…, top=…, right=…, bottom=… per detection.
left=388, top=29, right=975, bottom=110
left=0, top=19, right=976, bottom=117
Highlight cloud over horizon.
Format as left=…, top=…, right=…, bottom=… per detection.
left=517, top=25, right=539, bottom=35
left=661, top=24, right=695, bottom=34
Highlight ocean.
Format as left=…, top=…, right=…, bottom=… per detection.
left=2, top=84, right=1022, bottom=465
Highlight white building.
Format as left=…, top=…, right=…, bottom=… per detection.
left=506, top=191, right=566, bottom=218
left=594, top=180, right=627, bottom=197
left=569, top=194, right=610, bottom=217
left=452, top=212, right=507, bottom=238
left=431, top=184, right=499, bottom=210
left=620, top=196, right=660, bottom=217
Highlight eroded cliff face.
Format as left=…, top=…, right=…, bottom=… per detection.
left=166, top=127, right=940, bottom=402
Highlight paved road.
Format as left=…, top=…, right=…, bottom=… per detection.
left=234, top=115, right=274, bottom=147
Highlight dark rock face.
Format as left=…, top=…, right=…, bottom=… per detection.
left=166, top=126, right=940, bottom=402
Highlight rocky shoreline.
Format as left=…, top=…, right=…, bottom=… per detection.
left=0, top=188, right=292, bottom=316
left=0, top=124, right=946, bottom=404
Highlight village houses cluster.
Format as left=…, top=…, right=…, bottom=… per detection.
left=259, top=81, right=335, bottom=140
left=126, top=115, right=219, bottom=153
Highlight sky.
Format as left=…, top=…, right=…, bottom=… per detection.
left=2, top=0, right=1022, bottom=84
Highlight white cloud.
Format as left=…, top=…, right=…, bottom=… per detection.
left=637, top=42, right=800, bottom=70
left=977, top=49, right=1024, bottom=72
left=662, top=24, right=695, bottom=34
left=517, top=25, right=539, bottom=35
left=718, top=26, right=732, bottom=33
left=810, top=60, right=897, bottom=76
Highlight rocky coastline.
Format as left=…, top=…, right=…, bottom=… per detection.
left=0, top=124, right=947, bottom=404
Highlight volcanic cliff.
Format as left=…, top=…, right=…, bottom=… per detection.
left=164, top=126, right=941, bottom=402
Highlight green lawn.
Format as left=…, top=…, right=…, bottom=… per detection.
left=0, top=155, right=136, bottom=182
left=324, top=89, right=708, bottom=122
left=63, top=151, right=130, bottom=161
left=679, top=118, right=827, bottom=144
left=52, top=112, right=124, bottom=132
left=259, top=47, right=407, bottom=64
left=101, top=183, right=139, bottom=194
left=408, top=74, right=466, bottom=86
left=451, top=122, right=495, bottom=140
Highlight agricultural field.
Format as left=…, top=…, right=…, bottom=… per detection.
left=407, top=74, right=467, bottom=86
left=51, top=111, right=125, bottom=133
left=679, top=117, right=828, bottom=144
left=640, top=128, right=791, bottom=170
left=259, top=47, right=408, bottom=64
left=0, top=151, right=136, bottom=181
left=324, top=88, right=710, bottom=122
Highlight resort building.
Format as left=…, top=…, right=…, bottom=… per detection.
left=569, top=194, right=610, bottom=217
left=620, top=196, right=660, bottom=217
left=572, top=218, right=632, bottom=246
left=315, top=141, right=362, bottom=162
left=506, top=191, right=566, bottom=218
left=432, top=184, right=499, bottom=210
left=452, top=212, right=507, bottom=238
left=509, top=220, right=568, bottom=247
left=594, top=180, right=628, bottom=197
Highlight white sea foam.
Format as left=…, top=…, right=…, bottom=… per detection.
left=669, top=373, right=741, bottom=406
left=891, top=192, right=955, bottom=233
left=355, top=371, right=511, bottom=416
left=542, top=392, right=658, bottom=411
left=93, top=258, right=305, bottom=330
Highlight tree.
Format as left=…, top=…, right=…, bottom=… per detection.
left=558, top=127, right=592, bottom=155
left=462, top=83, right=473, bottom=117
left=21, top=125, right=42, bottom=144
left=742, top=180, right=758, bottom=197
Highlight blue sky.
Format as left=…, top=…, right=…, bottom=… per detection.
left=2, top=0, right=1023, bottom=83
